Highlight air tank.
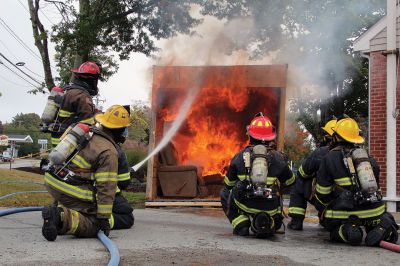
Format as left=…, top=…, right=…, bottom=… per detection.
left=352, top=148, right=378, bottom=194
left=49, top=123, right=91, bottom=165
left=41, top=86, right=65, bottom=124
left=251, top=145, right=269, bottom=185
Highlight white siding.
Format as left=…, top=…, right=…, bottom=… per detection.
left=370, top=17, right=400, bottom=52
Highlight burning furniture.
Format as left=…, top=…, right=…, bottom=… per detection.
left=146, top=65, right=288, bottom=207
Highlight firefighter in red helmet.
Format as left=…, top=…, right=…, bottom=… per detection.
left=42, top=61, right=102, bottom=147
left=220, top=113, right=295, bottom=238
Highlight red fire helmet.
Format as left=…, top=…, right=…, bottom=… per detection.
left=71, top=61, right=101, bottom=76
left=247, top=114, right=276, bottom=141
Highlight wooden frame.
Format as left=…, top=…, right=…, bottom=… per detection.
left=146, top=65, right=288, bottom=203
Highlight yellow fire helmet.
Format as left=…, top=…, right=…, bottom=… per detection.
left=321, top=119, right=337, bottom=136
left=95, top=105, right=130, bottom=129
left=333, top=117, right=364, bottom=144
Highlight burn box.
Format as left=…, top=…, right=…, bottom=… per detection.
left=146, top=65, right=288, bottom=207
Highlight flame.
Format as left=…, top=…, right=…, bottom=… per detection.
left=154, top=66, right=284, bottom=182
left=171, top=87, right=249, bottom=176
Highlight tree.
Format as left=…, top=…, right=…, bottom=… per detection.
left=28, top=0, right=205, bottom=89
left=3, top=113, right=49, bottom=156
left=200, top=0, right=385, bottom=143
left=284, top=119, right=312, bottom=166
left=129, top=100, right=150, bottom=145
left=28, top=0, right=55, bottom=91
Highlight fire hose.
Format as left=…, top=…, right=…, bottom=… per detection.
left=0, top=207, right=120, bottom=265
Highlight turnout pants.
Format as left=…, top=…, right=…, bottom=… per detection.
left=46, top=184, right=100, bottom=238
left=288, top=177, right=316, bottom=219
left=321, top=203, right=397, bottom=244
left=110, top=193, right=134, bottom=230
left=220, top=187, right=283, bottom=231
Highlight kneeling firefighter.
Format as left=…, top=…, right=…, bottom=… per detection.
left=42, top=105, right=130, bottom=241
left=288, top=118, right=337, bottom=230
left=109, top=106, right=134, bottom=230
left=220, top=113, right=295, bottom=238
left=316, top=117, right=398, bottom=246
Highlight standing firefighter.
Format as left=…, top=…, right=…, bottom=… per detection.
left=288, top=119, right=337, bottom=230
left=316, top=117, right=398, bottom=246
left=41, top=105, right=130, bottom=241
left=221, top=113, right=295, bottom=238
left=41, top=61, right=101, bottom=147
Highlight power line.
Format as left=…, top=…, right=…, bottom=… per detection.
left=0, top=53, right=43, bottom=85
left=17, top=0, right=55, bottom=26
left=0, top=41, right=45, bottom=78
left=0, top=18, right=42, bottom=61
left=0, top=61, right=38, bottom=87
left=0, top=73, right=33, bottom=88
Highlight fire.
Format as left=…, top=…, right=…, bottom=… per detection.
left=153, top=65, right=286, bottom=184
left=171, top=87, right=249, bottom=176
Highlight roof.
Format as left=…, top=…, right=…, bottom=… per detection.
left=7, top=135, right=33, bottom=143
left=354, top=7, right=400, bottom=53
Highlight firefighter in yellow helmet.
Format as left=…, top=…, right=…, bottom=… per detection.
left=288, top=118, right=337, bottom=230
left=316, top=117, right=398, bottom=246
left=42, top=105, right=130, bottom=241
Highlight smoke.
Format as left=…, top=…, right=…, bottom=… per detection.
left=132, top=2, right=384, bottom=170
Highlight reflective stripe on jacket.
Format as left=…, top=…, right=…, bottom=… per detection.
left=45, top=129, right=118, bottom=219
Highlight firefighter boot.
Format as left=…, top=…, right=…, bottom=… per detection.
left=288, top=216, right=304, bottom=231
left=365, top=213, right=399, bottom=246
left=252, top=213, right=274, bottom=238
left=42, top=206, right=61, bottom=241
left=233, top=226, right=249, bottom=236
left=330, top=223, right=363, bottom=246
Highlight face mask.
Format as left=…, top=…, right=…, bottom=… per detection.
left=115, top=127, right=128, bottom=144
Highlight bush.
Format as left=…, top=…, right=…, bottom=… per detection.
left=125, top=149, right=148, bottom=181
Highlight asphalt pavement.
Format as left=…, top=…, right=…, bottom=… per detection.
left=0, top=208, right=398, bottom=266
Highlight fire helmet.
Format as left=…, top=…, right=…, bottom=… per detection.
left=333, top=117, right=364, bottom=144
left=321, top=119, right=337, bottom=136
left=95, top=105, right=130, bottom=129
left=247, top=113, right=276, bottom=141
left=72, top=61, right=101, bottom=76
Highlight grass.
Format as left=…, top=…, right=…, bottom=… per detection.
left=0, top=169, right=146, bottom=209
left=0, top=169, right=52, bottom=207
left=121, top=191, right=146, bottom=209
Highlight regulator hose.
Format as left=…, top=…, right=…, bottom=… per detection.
left=97, top=231, right=120, bottom=266
left=0, top=207, right=121, bottom=265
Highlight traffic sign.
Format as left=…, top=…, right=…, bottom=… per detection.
left=0, top=135, right=8, bottom=146
left=38, top=139, right=48, bottom=145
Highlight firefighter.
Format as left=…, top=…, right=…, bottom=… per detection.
left=49, top=61, right=101, bottom=146
left=288, top=119, right=337, bottom=230
left=316, top=117, right=398, bottom=246
left=109, top=115, right=135, bottom=230
left=220, top=113, right=295, bottom=238
left=41, top=105, right=130, bottom=241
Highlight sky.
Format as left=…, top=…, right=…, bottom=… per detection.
left=0, top=0, right=153, bottom=123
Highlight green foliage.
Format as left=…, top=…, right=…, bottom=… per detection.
left=121, top=191, right=145, bottom=209
left=3, top=113, right=50, bottom=157
left=125, top=149, right=147, bottom=167
left=129, top=100, right=150, bottom=145
left=51, top=0, right=205, bottom=83
left=284, top=119, right=312, bottom=166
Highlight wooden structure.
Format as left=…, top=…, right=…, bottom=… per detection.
left=146, top=65, right=288, bottom=207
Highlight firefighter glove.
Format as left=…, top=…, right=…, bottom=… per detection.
left=99, top=218, right=110, bottom=236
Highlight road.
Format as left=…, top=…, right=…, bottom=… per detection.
left=0, top=159, right=40, bottom=169
left=0, top=208, right=398, bottom=266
